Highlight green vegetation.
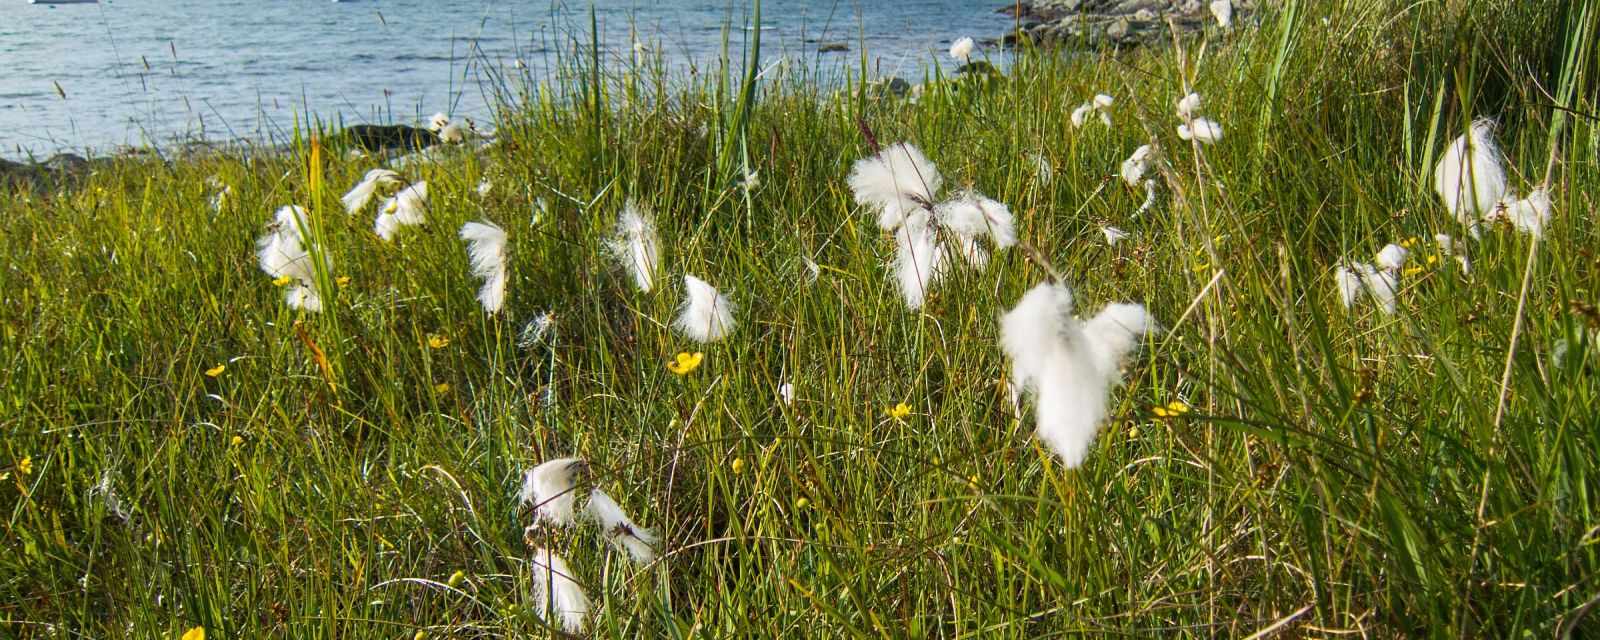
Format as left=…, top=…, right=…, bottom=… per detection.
left=3, top=0, right=1597, bottom=637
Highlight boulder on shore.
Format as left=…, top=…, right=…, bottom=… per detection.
left=1000, top=0, right=1254, bottom=49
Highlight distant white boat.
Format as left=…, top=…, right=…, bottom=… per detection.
left=31, top=0, right=100, bottom=4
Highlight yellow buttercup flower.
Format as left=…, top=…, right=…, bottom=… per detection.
left=794, top=497, right=810, bottom=509
left=447, top=570, right=466, bottom=588
left=886, top=402, right=912, bottom=420
left=666, top=351, right=704, bottom=375
left=335, top=275, right=352, bottom=287
left=730, top=458, right=746, bottom=475
left=271, top=275, right=293, bottom=287
left=230, top=435, right=244, bottom=448
left=18, top=456, right=33, bottom=476
left=1426, top=254, right=1439, bottom=266
left=1400, top=236, right=1419, bottom=249
left=181, top=627, right=204, bottom=640
left=434, top=382, right=451, bottom=394
left=1403, top=266, right=1424, bottom=276
left=204, top=364, right=226, bottom=378
left=427, top=334, right=450, bottom=349
left=1153, top=400, right=1192, bottom=418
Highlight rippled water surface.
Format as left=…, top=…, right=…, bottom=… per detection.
left=0, top=0, right=1013, bottom=154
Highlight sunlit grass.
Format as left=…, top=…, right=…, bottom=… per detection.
left=2, top=1, right=1597, bottom=637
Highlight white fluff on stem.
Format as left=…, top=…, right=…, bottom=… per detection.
left=518, top=458, right=586, bottom=527
left=584, top=489, right=659, bottom=564
left=1177, top=119, right=1223, bottom=144
left=1209, top=0, right=1233, bottom=27
left=1360, top=264, right=1399, bottom=315
left=1176, top=92, right=1202, bottom=120
left=1120, top=145, right=1156, bottom=187
left=1434, top=233, right=1472, bottom=273
left=459, top=221, right=509, bottom=314
left=342, top=169, right=402, bottom=214
left=529, top=548, right=589, bottom=634
left=374, top=182, right=428, bottom=242
left=893, top=215, right=946, bottom=310
left=1433, top=118, right=1507, bottom=234
left=1493, top=187, right=1553, bottom=239
left=1093, top=94, right=1114, bottom=126
left=1102, top=226, right=1130, bottom=246
left=934, top=190, right=1017, bottom=250
left=1375, top=244, right=1410, bottom=271
left=1334, top=265, right=1364, bottom=309
left=1070, top=102, right=1094, bottom=128
left=1135, top=179, right=1159, bottom=217
left=848, top=143, right=943, bottom=231
left=256, top=205, right=330, bottom=312
left=606, top=200, right=661, bottom=292
left=674, top=275, right=736, bottom=342
left=949, top=36, right=975, bottom=62
left=1000, top=282, right=1156, bottom=468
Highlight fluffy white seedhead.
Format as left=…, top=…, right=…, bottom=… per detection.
left=1135, top=179, right=1159, bottom=217
left=606, top=200, right=661, bottom=292
left=428, top=112, right=451, bottom=132
left=374, top=182, right=428, bottom=241
left=519, top=458, right=587, bottom=527
left=1433, top=118, right=1508, bottom=230
left=1102, top=226, right=1130, bottom=246
left=256, top=205, right=331, bottom=312
left=1334, top=265, right=1364, bottom=309
left=1375, top=244, right=1409, bottom=272
left=584, top=489, right=659, bottom=564
left=1120, top=144, right=1156, bottom=187
left=1176, top=92, right=1202, bottom=120
left=439, top=122, right=468, bottom=144
left=935, top=190, right=1017, bottom=250
left=1000, top=282, right=1156, bottom=467
left=893, top=217, right=946, bottom=310
left=848, top=143, right=943, bottom=231
left=674, top=275, right=736, bottom=342
left=1210, top=0, right=1234, bottom=27
left=777, top=382, right=796, bottom=406
left=459, top=221, right=509, bottom=313
left=342, top=169, right=402, bottom=215
left=1093, top=94, right=1115, bottom=125
left=1494, top=187, right=1553, bottom=239
left=1361, top=264, right=1399, bottom=315
left=1434, top=233, right=1472, bottom=273
left=1178, top=119, right=1223, bottom=144
left=949, top=36, right=975, bottom=62
left=1070, top=102, right=1094, bottom=128
left=530, top=548, right=589, bottom=634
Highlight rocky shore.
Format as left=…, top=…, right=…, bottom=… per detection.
left=1001, top=0, right=1254, bottom=49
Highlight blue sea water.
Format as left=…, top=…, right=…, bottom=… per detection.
left=0, top=1, right=1015, bottom=155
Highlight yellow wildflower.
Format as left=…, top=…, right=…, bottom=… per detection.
left=666, top=351, right=704, bottom=375
left=447, top=570, right=466, bottom=588
left=204, top=364, right=226, bottom=378
left=795, top=497, right=810, bottom=509
left=1400, top=236, right=1419, bottom=249
left=1192, top=262, right=1211, bottom=272
left=730, top=458, right=746, bottom=475
left=427, top=334, right=450, bottom=349
left=181, top=627, right=204, bottom=640
left=1426, top=254, right=1439, bottom=266
left=18, top=456, right=33, bottom=476
left=434, top=382, right=451, bottom=394
left=335, top=275, right=352, bottom=287
left=886, top=402, right=912, bottom=420
left=230, top=435, right=244, bottom=448
left=271, top=275, right=293, bottom=287
left=1153, top=400, right=1192, bottom=418
left=414, top=631, right=429, bottom=640
left=1404, top=266, right=1424, bottom=277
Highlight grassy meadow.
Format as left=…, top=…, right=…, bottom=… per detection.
left=3, top=0, right=1599, bottom=637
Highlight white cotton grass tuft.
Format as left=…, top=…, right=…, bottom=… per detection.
left=1135, top=179, right=1159, bottom=217
left=892, top=216, right=947, bottom=310
left=1071, top=96, right=1114, bottom=128
left=342, top=169, right=402, bottom=214
left=1177, top=119, right=1223, bottom=144
left=1070, top=102, right=1095, bottom=128
left=999, top=282, right=1158, bottom=468
left=949, top=36, right=975, bottom=62
left=674, top=275, right=736, bottom=342
left=1433, top=118, right=1507, bottom=235
left=374, top=181, right=428, bottom=242
left=1335, top=253, right=1404, bottom=316
left=1434, top=233, right=1472, bottom=273
left=584, top=489, right=659, bottom=564
left=1375, top=243, right=1410, bottom=272
left=256, top=205, right=331, bottom=312
left=519, top=458, right=587, bottom=527
left=777, top=382, right=796, bottom=406
left=428, top=112, right=451, bottom=132
left=530, top=547, right=590, bottom=634
left=1102, top=226, right=1130, bottom=246
left=459, top=221, right=509, bottom=314
left=1209, top=0, right=1234, bottom=28
left=1334, top=265, right=1364, bottom=310
left=1492, top=187, right=1553, bottom=239
left=848, top=142, right=943, bottom=231
left=1120, top=144, right=1156, bottom=187
left=934, top=190, right=1017, bottom=251
left=518, top=311, right=558, bottom=350
left=1176, top=92, right=1202, bottom=120
left=606, top=200, right=662, bottom=292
